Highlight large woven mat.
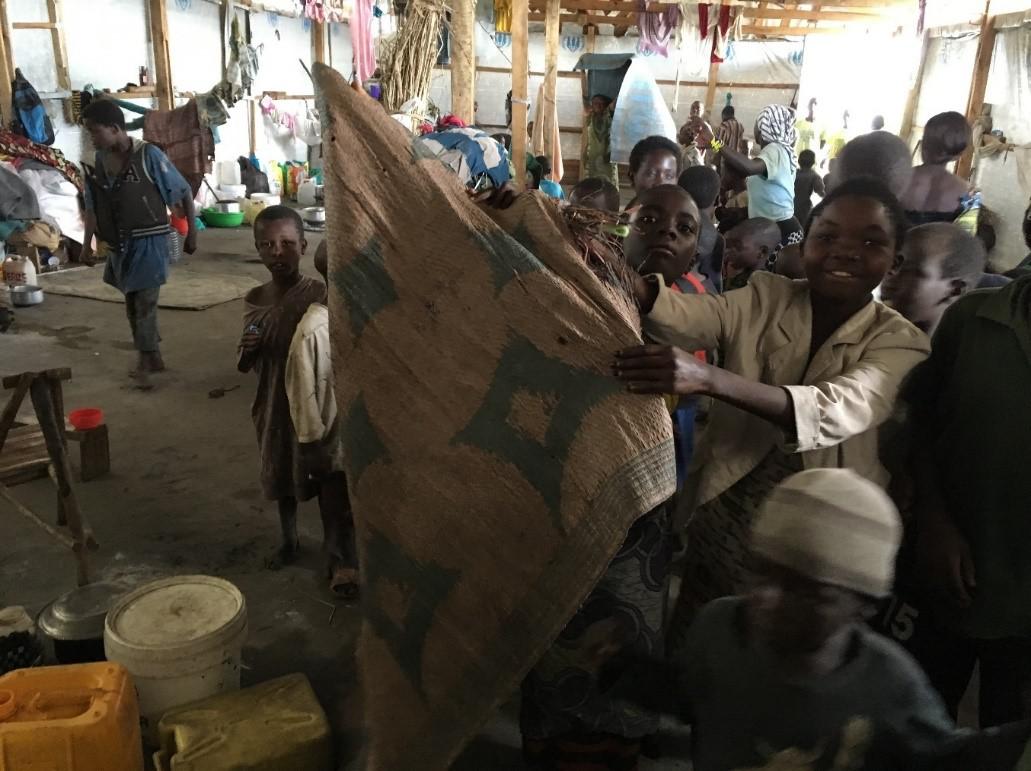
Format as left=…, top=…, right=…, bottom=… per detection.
left=315, top=64, right=675, bottom=770
left=37, top=265, right=258, bottom=310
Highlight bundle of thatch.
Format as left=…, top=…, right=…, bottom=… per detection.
left=379, top=0, right=444, bottom=112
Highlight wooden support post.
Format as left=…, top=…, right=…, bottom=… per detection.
left=312, top=20, right=327, bottom=65
left=249, top=98, right=258, bottom=157
left=541, top=0, right=560, bottom=169
left=957, top=2, right=996, bottom=179
left=148, top=0, right=175, bottom=111
left=703, top=60, right=720, bottom=121
left=511, top=0, right=529, bottom=190
left=450, top=0, right=476, bottom=124
left=900, top=31, right=930, bottom=143
left=0, top=1, right=13, bottom=126
left=579, top=25, right=596, bottom=182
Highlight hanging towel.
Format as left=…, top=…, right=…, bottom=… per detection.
left=352, top=0, right=378, bottom=83
left=638, top=1, right=680, bottom=58
left=712, top=4, right=737, bottom=62
left=531, top=81, right=565, bottom=183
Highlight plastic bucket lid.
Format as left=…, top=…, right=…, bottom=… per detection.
left=104, top=576, right=246, bottom=664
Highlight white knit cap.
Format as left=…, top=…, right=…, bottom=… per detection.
left=752, top=468, right=902, bottom=597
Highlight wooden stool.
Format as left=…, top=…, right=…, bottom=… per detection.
left=66, top=424, right=110, bottom=482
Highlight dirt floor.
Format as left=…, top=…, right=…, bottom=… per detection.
left=1, top=227, right=689, bottom=770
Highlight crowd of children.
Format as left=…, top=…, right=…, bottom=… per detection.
left=515, top=103, right=1031, bottom=770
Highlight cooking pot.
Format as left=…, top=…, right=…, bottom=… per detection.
left=212, top=201, right=241, bottom=214
left=10, top=285, right=43, bottom=307
left=37, top=582, right=127, bottom=664
left=301, top=206, right=326, bottom=223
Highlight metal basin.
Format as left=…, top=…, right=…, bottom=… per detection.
left=10, top=284, right=43, bottom=306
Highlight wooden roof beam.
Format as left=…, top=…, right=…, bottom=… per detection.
left=743, top=8, right=890, bottom=22
left=531, top=1, right=905, bottom=18
left=741, top=24, right=849, bottom=35
left=528, top=10, right=634, bottom=23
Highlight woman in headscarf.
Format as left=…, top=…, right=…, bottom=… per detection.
left=698, top=104, right=802, bottom=256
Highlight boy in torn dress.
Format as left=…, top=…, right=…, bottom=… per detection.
left=80, top=99, right=197, bottom=386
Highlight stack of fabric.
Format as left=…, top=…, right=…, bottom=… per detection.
left=0, top=161, right=60, bottom=244
left=0, top=128, right=85, bottom=247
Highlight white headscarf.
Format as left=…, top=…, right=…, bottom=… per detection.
left=756, top=104, right=799, bottom=170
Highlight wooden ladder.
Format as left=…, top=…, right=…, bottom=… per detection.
left=0, top=0, right=72, bottom=125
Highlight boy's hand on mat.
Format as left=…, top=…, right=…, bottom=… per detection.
left=470, top=182, right=519, bottom=210
left=79, top=246, right=96, bottom=267
left=917, top=519, right=976, bottom=608
left=612, top=345, right=712, bottom=396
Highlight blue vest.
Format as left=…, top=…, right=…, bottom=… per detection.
left=85, top=141, right=169, bottom=248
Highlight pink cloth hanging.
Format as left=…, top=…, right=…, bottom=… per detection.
left=638, top=1, right=680, bottom=58
left=352, top=0, right=377, bottom=85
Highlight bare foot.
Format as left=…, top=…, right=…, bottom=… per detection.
left=264, top=539, right=300, bottom=570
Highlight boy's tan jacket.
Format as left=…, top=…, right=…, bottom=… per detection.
left=645, top=271, right=931, bottom=504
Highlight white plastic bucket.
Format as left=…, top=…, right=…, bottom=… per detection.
left=104, top=575, right=247, bottom=740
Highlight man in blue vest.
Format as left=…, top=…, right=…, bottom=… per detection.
left=80, top=99, right=197, bottom=386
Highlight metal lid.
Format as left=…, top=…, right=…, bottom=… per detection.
left=38, top=582, right=127, bottom=641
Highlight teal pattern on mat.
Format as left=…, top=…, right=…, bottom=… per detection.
left=332, top=237, right=399, bottom=338
left=362, top=523, right=461, bottom=699
left=470, top=228, right=545, bottom=296
left=453, top=335, right=622, bottom=532
left=343, top=395, right=391, bottom=486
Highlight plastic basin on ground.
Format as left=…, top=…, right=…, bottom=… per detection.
left=201, top=209, right=246, bottom=228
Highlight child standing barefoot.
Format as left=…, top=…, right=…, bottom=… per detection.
left=239, top=206, right=326, bottom=565
left=286, top=241, right=359, bottom=598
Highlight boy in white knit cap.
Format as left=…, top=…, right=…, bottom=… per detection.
left=669, top=468, right=964, bottom=770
